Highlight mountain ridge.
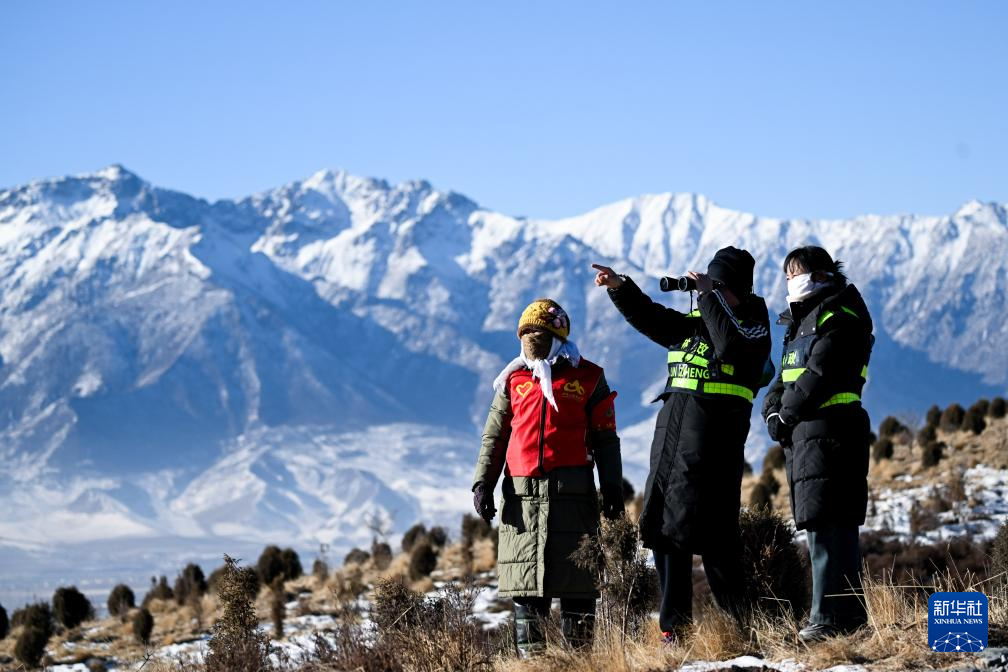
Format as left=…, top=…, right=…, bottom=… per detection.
left=0, top=165, right=1004, bottom=593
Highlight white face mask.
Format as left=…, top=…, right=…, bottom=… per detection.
left=786, top=273, right=818, bottom=303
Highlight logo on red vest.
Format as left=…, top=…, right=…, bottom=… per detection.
left=515, top=381, right=534, bottom=398
left=562, top=379, right=586, bottom=400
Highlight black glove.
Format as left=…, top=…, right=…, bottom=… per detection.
left=473, top=481, right=496, bottom=524
left=761, top=387, right=782, bottom=421
left=600, top=485, right=625, bottom=521
left=765, top=412, right=793, bottom=444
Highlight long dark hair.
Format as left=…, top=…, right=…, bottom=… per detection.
left=782, top=246, right=847, bottom=280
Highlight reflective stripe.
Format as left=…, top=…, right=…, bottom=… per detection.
left=782, top=367, right=806, bottom=383
left=703, top=382, right=754, bottom=402
left=668, top=351, right=710, bottom=367
left=685, top=309, right=701, bottom=318
left=818, top=306, right=858, bottom=328
left=820, top=392, right=861, bottom=408
left=667, top=378, right=753, bottom=401
left=668, top=377, right=699, bottom=390
left=783, top=365, right=867, bottom=383
left=668, top=350, right=735, bottom=375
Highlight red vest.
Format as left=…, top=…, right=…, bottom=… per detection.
left=505, top=358, right=616, bottom=478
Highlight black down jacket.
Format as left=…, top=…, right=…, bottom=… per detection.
left=763, top=281, right=874, bottom=530
left=608, top=278, right=771, bottom=552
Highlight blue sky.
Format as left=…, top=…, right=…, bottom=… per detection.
left=3, top=1, right=1006, bottom=220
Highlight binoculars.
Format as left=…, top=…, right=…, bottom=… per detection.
left=659, top=276, right=696, bottom=292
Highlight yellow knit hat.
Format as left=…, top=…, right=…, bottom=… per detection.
left=517, top=298, right=570, bottom=341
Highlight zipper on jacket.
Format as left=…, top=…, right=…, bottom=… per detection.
left=537, top=397, right=547, bottom=476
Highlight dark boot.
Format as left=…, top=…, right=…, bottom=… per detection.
left=514, top=600, right=548, bottom=658
left=560, top=610, right=595, bottom=650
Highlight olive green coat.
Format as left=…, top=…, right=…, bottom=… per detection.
left=472, top=365, right=622, bottom=599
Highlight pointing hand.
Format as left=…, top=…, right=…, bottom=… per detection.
left=592, top=263, right=624, bottom=289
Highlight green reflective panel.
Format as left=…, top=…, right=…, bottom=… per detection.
left=668, top=351, right=710, bottom=368
left=668, top=377, right=700, bottom=390
left=781, top=367, right=806, bottom=383
left=703, top=382, right=754, bottom=402
left=819, top=392, right=861, bottom=408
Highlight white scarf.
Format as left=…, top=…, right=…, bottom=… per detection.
left=786, top=272, right=834, bottom=304
left=492, top=337, right=581, bottom=411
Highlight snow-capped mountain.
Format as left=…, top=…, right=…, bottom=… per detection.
left=0, top=165, right=1004, bottom=604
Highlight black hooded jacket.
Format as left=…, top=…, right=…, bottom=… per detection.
left=763, top=281, right=874, bottom=530
left=608, top=277, right=771, bottom=552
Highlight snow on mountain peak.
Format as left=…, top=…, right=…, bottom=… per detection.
left=0, top=165, right=1006, bottom=579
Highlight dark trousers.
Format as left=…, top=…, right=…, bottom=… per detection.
left=514, top=597, right=596, bottom=652
left=653, top=543, right=744, bottom=633
left=807, top=525, right=866, bottom=627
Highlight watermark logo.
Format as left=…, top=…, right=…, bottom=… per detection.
left=928, top=592, right=987, bottom=652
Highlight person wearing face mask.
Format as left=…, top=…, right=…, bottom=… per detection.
left=472, top=298, right=623, bottom=657
left=762, top=245, right=874, bottom=642
left=593, top=247, right=773, bottom=643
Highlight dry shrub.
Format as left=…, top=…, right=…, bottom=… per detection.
left=307, top=576, right=499, bottom=672
left=993, top=520, right=1008, bottom=582
left=329, top=564, right=366, bottom=601
left=860, top=531, right=991, bottom=585
left=205, top=554, right=272, bottom=672
left=946, top=468, right=967, bottom=504
left=909, top=500, right=940, bottom=539
left=758, top=469, right=780, bottom=495
left=257, top=545, right=303, bottom=586
left=921, top=440, right=944, bottom=468
left=132, top=607, right=154, bottom=644
left=373, top=578, right=498, bottom=672
left=572, top=516, right=658, bottom=642
left=737, top=506, right=810, bottom=621
left=11, top=602, right=53, bottom=638
left=926, top=404, right=942, bottom=426
left=107, top=584, right=135, bottom=620
left=428, top=526, right=449, bottom=548
left=916, top=423, right=937, bottom=446
left=961, top=408, right=987, bottom=435
left=409, top=541, right=439, bottom=581
left=312, top=558, right=330, bottom=582
left=142, top=576, right=174, bottom=608
left=53, top=585, right=94, bottom=629
left=402, top=524, right=429, bottom=553
left=687, top=606, right=749, bottom=661
left=460, top=514, right=491, bottom=573
left=174, top=563, right=208, bottom=606
left=991, top=397, right=1007, bottom=419
left=878, top=416, right=907, bottom=439
left=270, top=576, right=285, bottom=640
left=343, top=548, right=370, bottom=566
left=749, top=482, right=771, bottom=509
left=971, top=399, right=991, bottom=416
left=940, top=403, right=965, bottom=432
left=0, top=602, right=8, bottom=639
left=872, top=437, right=894, bottom=463
left=763, top=444, right=785, bottom=470
left=371, top=540, right=393, bottom=570
left=14, top=625, right=49, bottom=669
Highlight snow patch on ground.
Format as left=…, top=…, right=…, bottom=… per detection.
left=865, top=464, right=1008, bottom=542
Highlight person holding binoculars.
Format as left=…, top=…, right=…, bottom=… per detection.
left=592, top=247, right=772, bottom=643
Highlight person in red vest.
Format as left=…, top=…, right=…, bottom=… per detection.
left=471, top=298, right=624, bottom=657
